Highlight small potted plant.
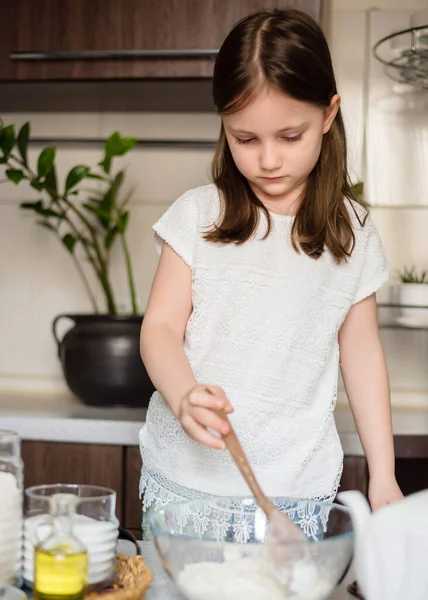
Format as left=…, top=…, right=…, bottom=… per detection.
left=397, top=266, right=428, bottom=321
left=0, top=119, right=154, bottom=407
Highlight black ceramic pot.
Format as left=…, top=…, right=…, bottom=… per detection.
left=52, top=314, right=155, bottom=407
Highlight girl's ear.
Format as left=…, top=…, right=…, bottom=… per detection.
left=323, top=94, right=341, bottom=134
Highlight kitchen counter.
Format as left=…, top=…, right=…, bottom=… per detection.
left=24, top=539, right=355, bottom=599
left=0, top=393, right=146, bottom=446
left=1, top=392, right=428, bottom=456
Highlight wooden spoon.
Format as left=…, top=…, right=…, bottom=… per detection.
left=210, top=397, right=319, bottom=591
left=215, top=406, right=305, bottom=544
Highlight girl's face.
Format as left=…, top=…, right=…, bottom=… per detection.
left=223, top=86, right=339, bottom=215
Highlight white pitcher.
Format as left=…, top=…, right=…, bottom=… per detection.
left=338, top=489, right=428, bottom=600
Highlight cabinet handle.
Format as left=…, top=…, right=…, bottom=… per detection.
left=10, top=48, right=219, bottom=61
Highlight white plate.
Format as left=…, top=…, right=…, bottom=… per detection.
left=24, top=520, right=118, bottom=546
left=24, top=543, right=117, bottom=562
left=88, top=551, right=116, bottom=565
left=25, top=514, right=118, bottom=534
left=24, top=535, right=117, bottom=549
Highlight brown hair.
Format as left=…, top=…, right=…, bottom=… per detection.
left=207, top=8, right=366, bottom=262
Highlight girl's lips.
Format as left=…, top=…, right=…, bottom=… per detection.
left=261, top=176, right=285, bottom=181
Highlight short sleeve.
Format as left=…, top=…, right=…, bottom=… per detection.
left=153, top=190, right=199, bottom=268
left=353, top=218, right=390, bottom=305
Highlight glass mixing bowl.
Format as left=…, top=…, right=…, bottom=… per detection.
left=149, top=496, right=353, bottom=600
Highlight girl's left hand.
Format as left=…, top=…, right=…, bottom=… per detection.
left=368, top=476, right=404, bottom=511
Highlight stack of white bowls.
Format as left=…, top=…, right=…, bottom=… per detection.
left=0, top=472, right=22, bottom=586
left=23, top=513, right=119, bottom=587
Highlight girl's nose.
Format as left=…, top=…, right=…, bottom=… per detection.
left=259, top=143, right=282, bottom=172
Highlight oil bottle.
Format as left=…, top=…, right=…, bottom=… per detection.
left=34, top=493, right=88, bottom=600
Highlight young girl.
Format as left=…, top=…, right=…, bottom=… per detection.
left=139, top=8, right=403, bottom=533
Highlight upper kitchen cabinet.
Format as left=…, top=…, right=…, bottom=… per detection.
left=1, top=0, right=323, bottom=81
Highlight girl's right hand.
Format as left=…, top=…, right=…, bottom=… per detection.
left=178, top=384, right=234, bottom=449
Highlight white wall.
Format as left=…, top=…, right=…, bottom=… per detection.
left=1, top=6, right=428, bottom=404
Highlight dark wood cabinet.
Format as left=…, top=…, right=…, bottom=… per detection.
left=339, top=457, right=369, bottom=497
left=123, top=446, right=143, bottom=538
left=21, top=441, right=125, bottom=522
left=1, top=0, right=323, bottom=81
left=17, top=439, right=428, bottom=542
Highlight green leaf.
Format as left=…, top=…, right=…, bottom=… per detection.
left=37, top=220, right=57, bottom=232
left=20, top=200, right=43, bottom=212
left=86, top=172, right=107, bottom=181
left=86, top=196, right=102, bottom=205
left=105, top=226, right=119, bottom=250
left=6, top=169, right=25, bottom=184
left=17, top=122, right=30, bottom=167
left=31, top=179, right=46, bottom=192
left=45, top=165, right=58, bottom=195
left=0, top=125, right=15, bottom=158
left=62, top=233, right=77, bottom=254
left=37, top=147, right=56, bottom=178
left=100, top=132, right=136, bottom=174
left=21, top=200, right=60, bottom=219
left=82, top=202, right=112, bottom=222
left=38, top=207, right=62, bottom=218
left=117, top=210, right=129, bottom=233
left=100, top=171, right=123, bottom=210
left=98, top=156, right=111, bottom=175
left=105, top=131, right=136, bottom=158
left=65, top=165, right=90, bottom=193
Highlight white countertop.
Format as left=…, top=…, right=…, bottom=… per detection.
left=1, top=392, right=428, bottom=455
left=0, top=392, right=146, bottom=446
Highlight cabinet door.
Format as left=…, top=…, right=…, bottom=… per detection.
left=123, top=446, right=143, bottom=539
left=338, top=457, right=369, bottom=497
left=21, top=441, right=124, bottom=523
left=0, top=1, right=17, bottom=79
left=7, top=0, right=323, bottom=81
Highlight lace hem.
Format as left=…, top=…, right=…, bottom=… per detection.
left=140, top=469, right=215, bottom=513
left=140, top=469, right=337, bottom=543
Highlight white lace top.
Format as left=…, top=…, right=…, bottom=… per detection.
left=139, top=184, right=390, bottom=510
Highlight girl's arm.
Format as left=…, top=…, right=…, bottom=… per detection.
left=338, top=293, right=403, bottom=509
left=140, top=242, right=232, bottom=448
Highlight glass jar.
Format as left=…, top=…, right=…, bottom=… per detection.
left=24, top=484, right=119, bottom=591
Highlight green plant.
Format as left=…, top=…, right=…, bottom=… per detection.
left=350, top=181, right=364, bottom=201
left=0, top=119, right=138, bottom=315
left=397, top=266, right=428, bottom=284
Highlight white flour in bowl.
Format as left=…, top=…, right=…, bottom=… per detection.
left=177, top=557, right=332, bottom=600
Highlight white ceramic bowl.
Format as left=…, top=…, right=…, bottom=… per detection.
left=24, top=515, right=118, bottom=546
left=24, top=550, right=116, bottom=568
left=24, top=537, right=117, bottom=555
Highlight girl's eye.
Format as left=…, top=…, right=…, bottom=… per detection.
left=283, top=134, right=302, bottom=143
left=235, top=138, right=255, bottom=144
